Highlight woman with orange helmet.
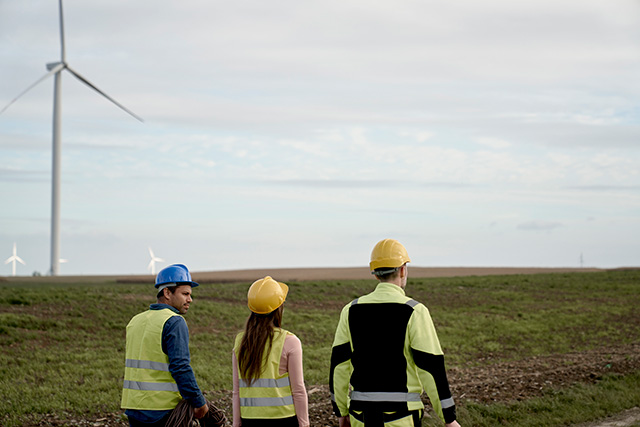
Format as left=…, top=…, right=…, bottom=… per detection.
left=232, top=276, right=309, bottom=427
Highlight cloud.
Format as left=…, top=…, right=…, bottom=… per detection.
left=400, top=130, right=434, bottom=143
left=1, top=0, right=639, bottom=274
left=0, top=167, right=49, bottom=183
left=517, top=221, right=565, bottom=231
left=565, top=185, right=640, bottom=192
left=261, top=179, right=473, bottom=190
left=475, top=137, right=511, bottom=149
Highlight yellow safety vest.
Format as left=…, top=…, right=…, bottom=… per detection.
left=234, top=328, right=296, bottom=419
left=121, top=308, right=182, bottom=410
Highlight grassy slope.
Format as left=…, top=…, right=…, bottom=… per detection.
left=0, top=270, right=638, bottom=426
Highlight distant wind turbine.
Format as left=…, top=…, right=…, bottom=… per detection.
left=147, top=247, right=164, bottom=275
left=0, top=0, right=142, bottom=276
left=5, top=243, right=26, bottom=277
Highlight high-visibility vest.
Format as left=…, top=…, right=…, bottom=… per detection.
left=234, top=328, right=296, bottom=419
left=121, top=308, right=182, bottom=410
left=330, top=282, right=456, bottom=423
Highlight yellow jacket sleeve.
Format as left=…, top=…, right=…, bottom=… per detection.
left=329, top=303, right=353, bottom=417
left=408, top=304, right=456, bottom=424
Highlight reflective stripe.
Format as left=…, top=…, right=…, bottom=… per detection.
left=406, top=299, right=419, bottom=308
left=239, top=377, right=290, bottom=388
left=351, top=298, right=359, bottom=306
left=441, top=397, right=455, bottom=409
left=351, top=391, right=422, bottom=402
left=240, top=396, right=294, bottom=407
left=125, top=359, right=170, bottom=372
left=123, top=380, right=179, bottom=392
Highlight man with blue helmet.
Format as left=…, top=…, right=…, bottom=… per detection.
left=121, top=264, right=209, bottom=426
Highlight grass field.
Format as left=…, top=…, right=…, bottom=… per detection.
left=0, top=269, right=638, bottom=426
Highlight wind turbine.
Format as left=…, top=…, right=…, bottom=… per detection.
left=1, top=0, right=143, bottom=276
left=147, top=247, right=164, bottom=275
left=5, top=243, right=26, bottom=277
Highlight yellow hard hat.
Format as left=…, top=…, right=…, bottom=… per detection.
left=369, top=238, right=411, bottom=271
left=247, top=276, right=289, bottom=314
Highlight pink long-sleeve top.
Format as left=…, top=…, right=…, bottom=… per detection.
left=232, top=333, right=309, bottom=427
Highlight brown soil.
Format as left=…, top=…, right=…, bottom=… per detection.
left=117, top=266, right=606, bottom=284
left=574, top=407, right=640, bottom=427
left=21, top=267, right=640, bottom=426
left=28, top=342, right=640, bottom=426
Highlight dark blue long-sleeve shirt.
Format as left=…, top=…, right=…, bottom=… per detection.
left=125, top=303, right=206, bottom=423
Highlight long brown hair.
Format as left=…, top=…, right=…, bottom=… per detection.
left=237, top=305, right=283, bottom=384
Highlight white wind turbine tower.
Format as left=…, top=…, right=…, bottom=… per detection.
left=5, top=243, right=26, bottom=277
left=0, top=0, right=143, bottom=276
left=147, top=247, right=164, bottom=275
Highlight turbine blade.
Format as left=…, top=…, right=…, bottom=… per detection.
left=0, top=64, right=64, bottom=114
left=5, top=257, right=14, bottom=264
left=58, top=0, right=66, bottom=62
left=148, top=247, right=155, bottom=257
left=16, top=257, right=26, bottom=265
left=65, top=66, right=144, bottom=122
left=147, top=259, right=154, bottom=270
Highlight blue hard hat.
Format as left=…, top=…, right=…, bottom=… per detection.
left=155, top=264, right=199, bottom=289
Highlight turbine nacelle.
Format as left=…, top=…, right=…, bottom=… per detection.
left=47, top=61, right=65, bottom=71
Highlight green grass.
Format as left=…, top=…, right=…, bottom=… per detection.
left=426, top=372, right=640, bottom=427
left=0, top=270, right=639, bottom=426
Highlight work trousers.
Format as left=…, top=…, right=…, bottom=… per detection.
left=240, top=415, right=299, bottom=427
left=128, top=413, right=170, bottom=427
left=349, top=409, right=423, bottom=427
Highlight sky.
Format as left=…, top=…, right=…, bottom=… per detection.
left=1, top=0, right=639, bottom=276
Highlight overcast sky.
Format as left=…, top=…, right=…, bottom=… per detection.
left=1, top=0, right=639, bottom=276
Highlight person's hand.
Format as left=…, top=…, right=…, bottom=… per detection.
left=339, top=415, right=351, bottom=427
left=194, top=402, right=209, bottom=419
left=445, top=421, right=461, bottom=427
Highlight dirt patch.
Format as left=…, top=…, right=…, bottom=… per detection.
left=304, top=343, right=640, bottom=425
left=573, top=407, right=640, bottom=427
left=449, top=343, right=640, bottom=404
left=23, top=343, right=638, bottom=427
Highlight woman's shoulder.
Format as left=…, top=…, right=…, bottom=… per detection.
left=275, top=328, right=301, bottom=344
left=283, top=331, right=302, bottom=348
left=277, top=327, right=298, bottom=338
